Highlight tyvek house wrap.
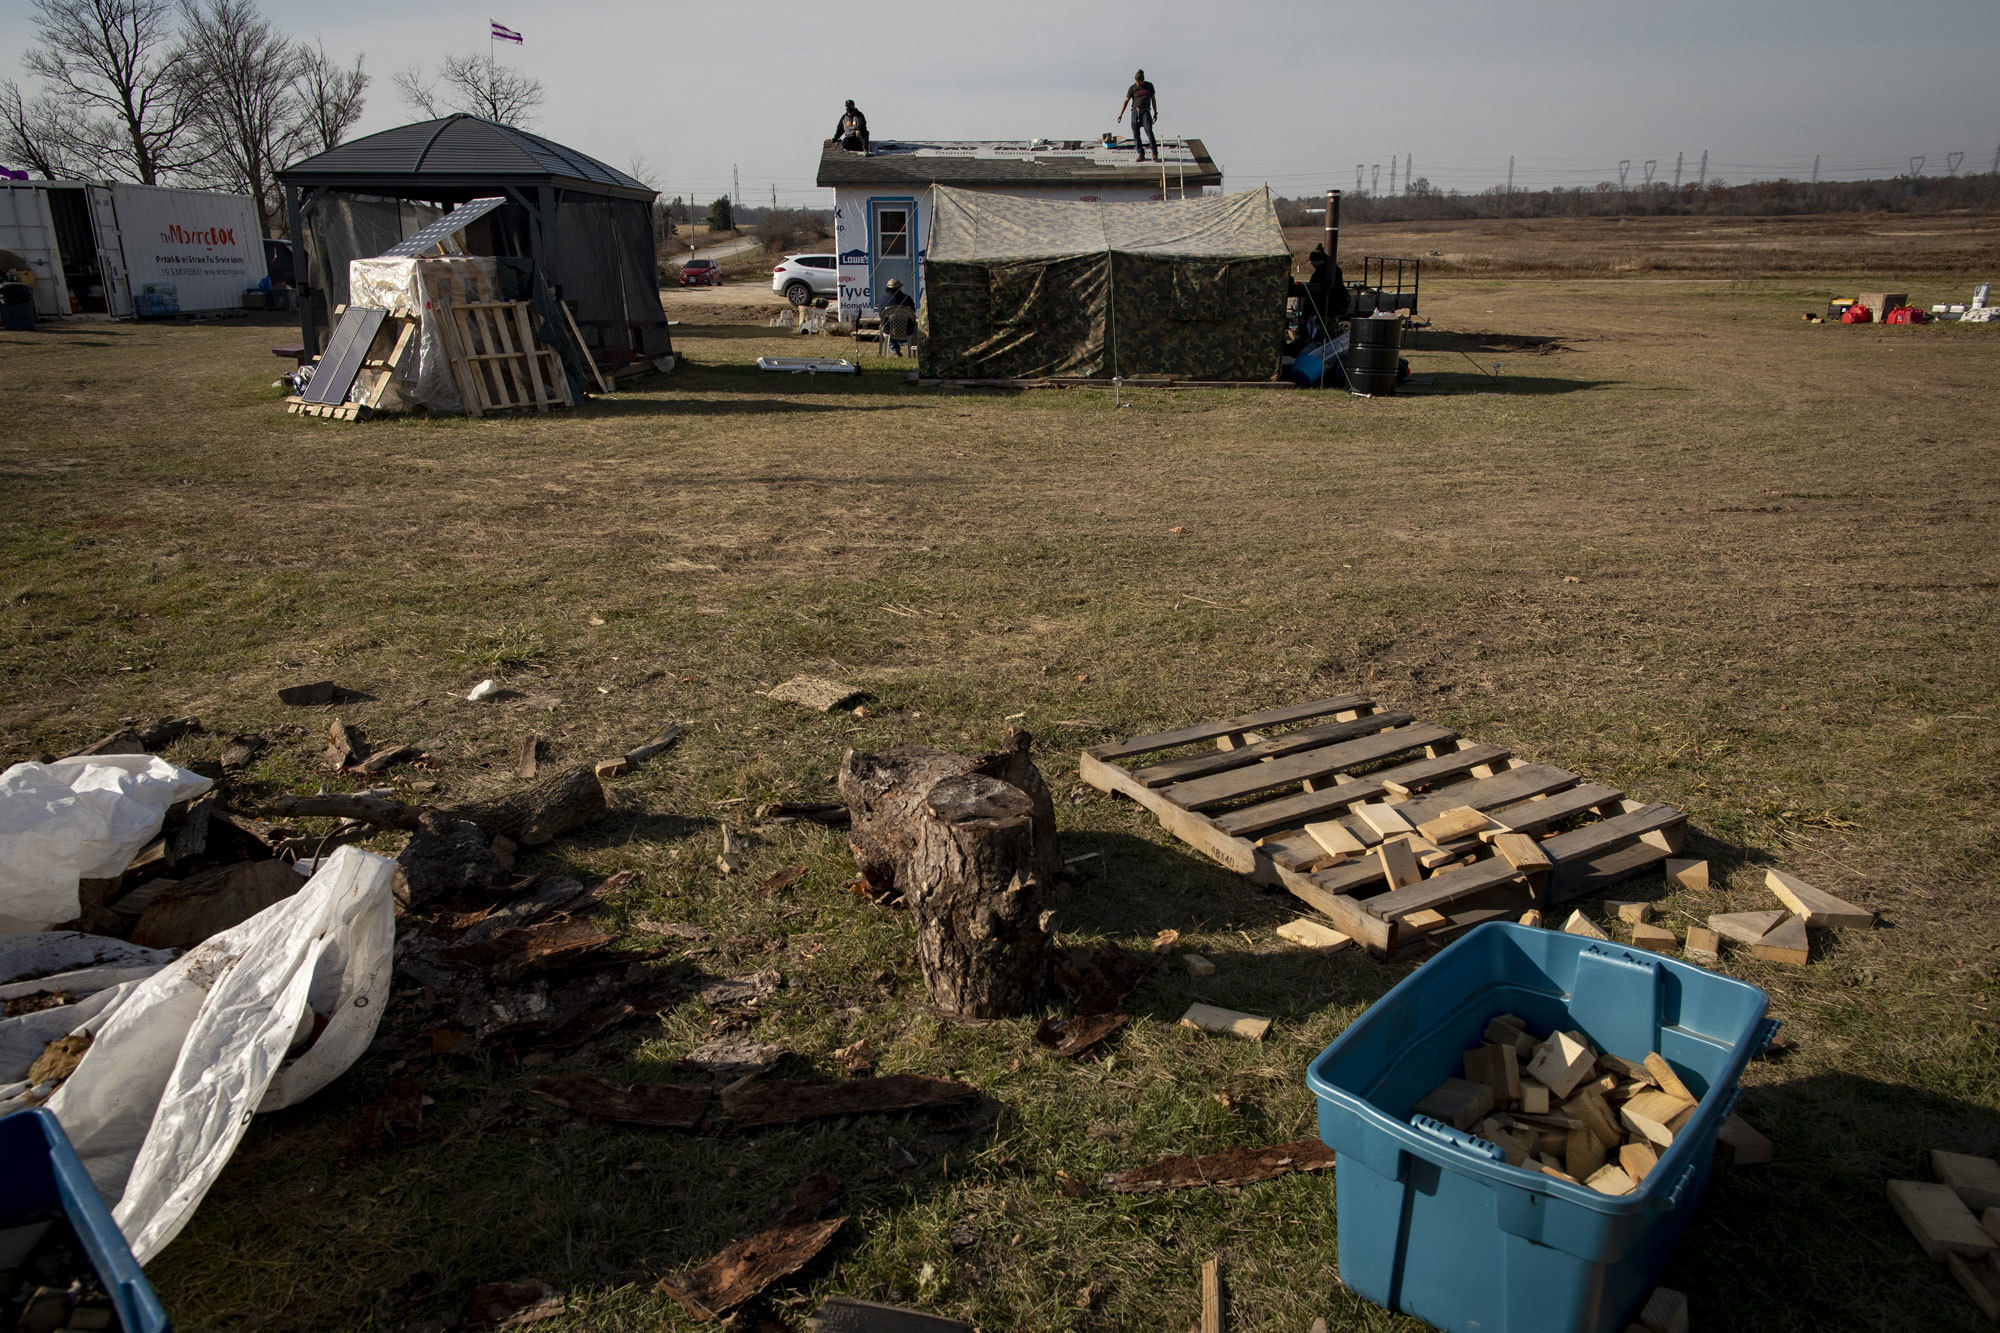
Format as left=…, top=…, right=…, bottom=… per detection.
left=347, top=256, right=502, bottom=412
left=918, top=185, right=1292, bottom=382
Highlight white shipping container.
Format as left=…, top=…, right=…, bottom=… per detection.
left=109, top=183, right=265, bottom=313
left=0, top=183, right=72, bottom=316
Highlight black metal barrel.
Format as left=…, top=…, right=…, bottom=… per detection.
left=1347, top=314, right=1401, bottom=394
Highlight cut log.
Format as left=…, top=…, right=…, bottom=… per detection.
left=448, top=764, right=607, bottom=846
left=265, top=791, right=422, bottom=829
left=839, top=730, right=1061, bottom=1017
left=130, top=859, right=303, bottom=948
left=395, top=813, right=503, bottom=908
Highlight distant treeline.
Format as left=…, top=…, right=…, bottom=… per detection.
left=1277, top=172, right=2000, bottom=226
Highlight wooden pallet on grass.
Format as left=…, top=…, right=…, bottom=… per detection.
left=1079, top=696, right=1686, bottom=955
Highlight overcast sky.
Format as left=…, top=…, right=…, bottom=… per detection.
left=31, top=0, right=2000, bottom=202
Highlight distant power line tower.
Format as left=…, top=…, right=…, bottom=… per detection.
left=1643, top=159, right=1657, bottom=186
left=1370, top=164, right=1380, bottom=193
left=1405, top=153, right=1412, bottom=189
left=1618, top=159, right=1631, bottom=187
left=1810, top=154, right=1820, bottom=184
left=1355, top=163, right=1364, bottom=192
left=1909, top=155, right=1925, bottom=176
left=1697, top=150, right=1707, bottom=189
left=1388, top=157, right=1397, bottom=194
left=733, top=164, right=742, bottom=208
left=1506, top=155, right=1514, bottom=200
left=1947, top=151, right=1965, bottom=176
left=1673, top=151, right=1683, bottom=190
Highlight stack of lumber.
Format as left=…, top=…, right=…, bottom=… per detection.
left=1415, top=1013, right=1722, bottom=1198
left=1552, top=865, right=1871, bottom=973
left=1889, top=1150, right=2000, bottom=1320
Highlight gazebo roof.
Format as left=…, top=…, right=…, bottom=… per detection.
left=279, top=115, right=653, bottom=199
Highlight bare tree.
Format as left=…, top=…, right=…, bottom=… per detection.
left=394, top=53, right=543, bottom=126
left=294, top=41, right=366, bottom=156
left=1, top=81, right=89, bottom=178
left=20, top=0, right=194, bottom=183
left=174, top=0, right=304, bottom=236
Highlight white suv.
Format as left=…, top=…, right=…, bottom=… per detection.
left=772, top=253, right=839, bottom=305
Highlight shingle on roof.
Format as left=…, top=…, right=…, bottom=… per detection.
left=280, top=115, right=650, bottom=195
left=816, top=138, right=1222, bottom=189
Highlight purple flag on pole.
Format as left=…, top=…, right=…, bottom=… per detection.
left=490, top=21, right=523, bottom=43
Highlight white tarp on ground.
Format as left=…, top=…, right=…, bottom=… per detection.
left=348, top=255, right=502, bottom=413
left=11, top=845, right=398, bottom=1262
left=0, top=756, right=214, bottom=933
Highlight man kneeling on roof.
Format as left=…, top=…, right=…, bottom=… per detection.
left=834, top=100, right=869, bottom=154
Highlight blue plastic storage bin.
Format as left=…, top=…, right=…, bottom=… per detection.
left=1306, top=922, right=1775, bottom=1333
left=0, top=1108, right=171, bottom=1332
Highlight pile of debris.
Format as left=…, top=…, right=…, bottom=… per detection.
left=1890, top=1151, right=2000, bottom=1319
left=1558, top=864, right=1873, bottom=969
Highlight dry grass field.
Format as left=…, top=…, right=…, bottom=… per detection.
left=3, top=213, right=1997, bottom=1332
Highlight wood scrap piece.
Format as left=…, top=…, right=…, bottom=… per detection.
left=1765, top=868, right=1873, bottom=928
left=1413, top=1077, right=1493, bottom=1131
left=1565, top=1086, right=1622, bottom=1153
left=1584, top=1164, right=1635, bottom=1196
left=359, top=743, right=417, bottom=774
left=1566, top=1126, right=1605, bottom=1181
left=1562, top=910, right=1609, bottom=941
left=1933, top=1151, right=2000, bottom=1213
left=1491, top=832, right=1552, bottom=875
left=1375, top=837, right=1422, bottom=890
left=1631, top=922, right=1677, bottom=950
left=1518, top=908, right=1543, bottom=928
left=1750, top=913, right=1809, bottom=966
left=1184, top=953, right=1216, bottom=977
left=278, top=679, right=338, bottom=706
left=62, top=726, right=149, bottom=758
left=1718, top=1113, right=1771, bottom=1165
left=1946, top=1253, right=2000, bottom=1323
left=769, top=675, right=865, bottom=712
left=1665, top=858, right=1708, bottom=892
left=1639, top=1287, right=1689, bottom=1333
left=1101, top=1137, right=1336, bottom=1193
left=517, top=735, right=540, bottom=780
left=1709, top=909, right=1787, bottom=945
left=529, top=1075, right=710, bottom=1129
left=756, top=800, right=851, bottom=826
left=1036, top=1010, right=1130, bottom=1058
left=1684, top=925, right=1721, bottom=962
left=759, top=865, right=806, bottom=897
left=1179, top=1004, right=1270, bottom=1042
left=720, top=1074, right=978, bottom=1129
left=661, top=1215, right=847, bottom=1318
left=1620, top=1141, right=1659, bottom=1184
left=1277, top=918, right=1351, bottom=951
left=595, top=758, right=630, bottom=780
left=804, top=1298, right=973, bottom=1332
left=1304, top=819, right=1364, bottom=858
left=1402, top=908, right=1447, bottom=933
left=448, top=764, right=607, bottom=845
left=625, top=723, right=682, bottom=765
left=1521, top=1083, right=1550, bottom=1115
left=1416, top=805, right=1493, bottom=843
left=324, top=719, right=366, bottom=770
left=1620, top=1090, right=1690, bottom=1147
left=1644, top=1053, right=1698, bottom=1105
left=1609, top=900, right=1652, bottom=924
left=1887, top=1180, right=1999, bottom=1259
left=1201, top=1257, right=1223, bottom=1333
left=220, top=733, right=266, bottom=771
left=442, top=918, right=614, bottom=979
left=1355, top=802, right=1415, bottom=838
left=462, top=1279, right=563, bottom=1328
left=1527, top=1031, right=1596, bottom=1101
left=687, top=1040, right=788, bottom=1078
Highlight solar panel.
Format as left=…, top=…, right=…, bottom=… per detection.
left=376, top=196, right=509, bottom=258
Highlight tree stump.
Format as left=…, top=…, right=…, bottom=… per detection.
left=839, top=729, right=1060, bottom=1018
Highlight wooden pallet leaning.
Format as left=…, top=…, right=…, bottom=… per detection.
left=434, top=299, right=574, bottom=417
left=284, top=314, right=420, bottom=422
left=1079, top=696, right=1686, bottom=956
left=558, top=298, right=614, bottom=393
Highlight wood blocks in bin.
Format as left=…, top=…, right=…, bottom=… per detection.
left=1079, top=695, right=1687, bottom=955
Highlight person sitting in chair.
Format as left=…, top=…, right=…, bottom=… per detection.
left=880, top=277, right=916, bottom=354
left=834, top=100, right=870, bottom=153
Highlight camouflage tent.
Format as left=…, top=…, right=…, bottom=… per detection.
left=918, top=185, right=1289, bottom=381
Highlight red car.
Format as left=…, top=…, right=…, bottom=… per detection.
left=677, top=258, right=722, bottom=287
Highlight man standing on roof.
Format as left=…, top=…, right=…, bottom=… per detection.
left=834, top=100, right=870, bottom=154
left=1117, top=70, right=1158, bottom=162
